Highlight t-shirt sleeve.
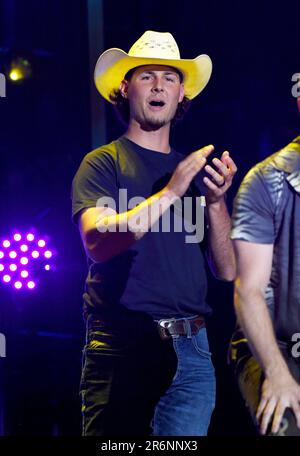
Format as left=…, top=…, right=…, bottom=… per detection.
left=71, top=149, right=118, bottom=224
left=231, top=167, right=275, bottom=244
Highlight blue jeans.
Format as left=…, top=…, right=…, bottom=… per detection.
left=152, top=326, right=216, bottom=436
left=80, top=310, right=216, bottom=436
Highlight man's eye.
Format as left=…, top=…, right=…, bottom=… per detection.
left=141, top=75, right=150, bottom=80
left=166, top=77, right=176, bottom=82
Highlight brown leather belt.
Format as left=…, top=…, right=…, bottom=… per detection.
left=157, top=315, right=205, bottom=340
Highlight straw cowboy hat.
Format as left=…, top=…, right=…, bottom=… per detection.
left=94, top=30, right=212, bottom=103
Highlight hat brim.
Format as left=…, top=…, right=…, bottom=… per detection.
left=94, top=48, right=212, bottom=102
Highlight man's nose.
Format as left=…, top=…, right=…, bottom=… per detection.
left=151, top=78, right=164, bottom=92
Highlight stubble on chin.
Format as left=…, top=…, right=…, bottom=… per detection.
left=145, top=117, right=167, bottom=129
left=141, top=109, right=175, bottom=130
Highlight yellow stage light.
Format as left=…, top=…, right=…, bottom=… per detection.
left=8, top=57, right=32, bottom=83
left=9, top=69, right=22, bottom=81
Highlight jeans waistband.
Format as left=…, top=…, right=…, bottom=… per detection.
left=155, top=315, right=206, bottom=340
left=85, top=313, right=206, bottom=340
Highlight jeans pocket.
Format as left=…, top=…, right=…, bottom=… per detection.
left=191, top=330, right=212, bottom=359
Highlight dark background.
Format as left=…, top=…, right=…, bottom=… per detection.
left=0, top=0, right=299, bottom=436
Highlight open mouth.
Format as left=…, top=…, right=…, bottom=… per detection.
left=148, top=100, right=166, bottom=109
left=149, top=100, right=165, bottom=106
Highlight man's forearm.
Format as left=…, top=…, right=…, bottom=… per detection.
left=235, top=283, right=289, bottom=377
left=206, top=198, right=236, bottom=281
left=87, top=187, right=178, bottom=262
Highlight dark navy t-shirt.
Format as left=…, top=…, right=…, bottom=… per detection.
left=72, top=136, right=211, bottom=320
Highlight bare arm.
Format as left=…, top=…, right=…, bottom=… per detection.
left=204, top=152, right=237, bottom=281
left=234, top=239, right=300, bottom=434
left=79, top=188, right=177, bottom=263
left=206, top=198, right=235, bottom=281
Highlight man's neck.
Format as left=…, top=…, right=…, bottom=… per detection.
left=124, top=122, right=171, bottom=153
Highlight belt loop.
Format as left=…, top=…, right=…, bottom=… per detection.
left=185, top=319, right=192, bottom=339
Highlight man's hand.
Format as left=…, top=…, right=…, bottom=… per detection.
left=203, top=151, right=237, bottom=204
left=165, top=144, right=214, bottom=199
left=256, top=371, right=300, bottom=434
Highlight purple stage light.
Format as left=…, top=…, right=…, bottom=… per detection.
left=1, top=230, right=55, bottom=291
left=20, top=257, right=29, bottom=265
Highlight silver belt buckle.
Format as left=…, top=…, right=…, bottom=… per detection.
left=157, top=318, right=176, bottom=340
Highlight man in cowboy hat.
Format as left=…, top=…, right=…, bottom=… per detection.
left=230, top=96, right=300, bottom=436
left=72, top=30, right=237, bottom=436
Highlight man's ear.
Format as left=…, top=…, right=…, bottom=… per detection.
left=179, top=84, right=185, bottom=103
left=120, top=80, right=129, bottom=98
